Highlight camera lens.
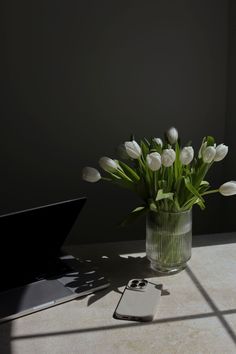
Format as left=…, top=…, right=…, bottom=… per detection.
left=130, top=283, right=137, bottom=288
left=139, top=282, right=146, bottom=287
left=131, top=280, right=139, bottom=284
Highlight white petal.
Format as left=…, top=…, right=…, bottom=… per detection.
left=202, top=146, right=216, bottom=163
left=166, top=127, right=178, bottom=145
left=124, top=140, right=142, bottom=159
left=219, top=181, right=236, bottom=196
left=161, top=149, right=176, bottom=167
left=153, top=138, right=163, bottom=147
left=82, top=167, right=101, bottom=183
left=99, top=157, right=118, bottom=172
left=214, top=144, right=228, bottom=162
left=180, top=147, right=194, bottom=165
left=146, top=152, right=162, bottom=171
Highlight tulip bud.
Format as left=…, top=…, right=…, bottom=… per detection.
left=99, top=156, right=119, bottom=172
left=180, top=146, right=194, bottom=165
left=153, top=138, right=163, bottom=147
left=82, top=167, right=101, bottom=183
left=124, top=140, right=142, bottom=159
left=161, top=149, right=176, bottom=167
left=202, top=146, right=216, bottom=163
left=166, top=127, right=178, bottom=145
left=219, top=181, right=236, bottom=196
left=146, top=152, right=162, bottom=171
left=214, top=144, right=228, bottom=162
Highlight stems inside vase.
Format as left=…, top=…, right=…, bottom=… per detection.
left=146, top=209, right=192, bottom=273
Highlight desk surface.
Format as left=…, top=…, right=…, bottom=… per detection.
left=1, top=232, right=236, bottom=354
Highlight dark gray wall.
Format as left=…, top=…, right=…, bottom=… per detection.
left=223, top=0, right=236, bottom=231
left=1, top=1, right=230, bottom=244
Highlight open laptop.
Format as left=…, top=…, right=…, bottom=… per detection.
left=0, top=197, right=110, bottom=323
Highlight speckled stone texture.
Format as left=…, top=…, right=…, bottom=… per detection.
left=1, top=232, right=236, bottom=354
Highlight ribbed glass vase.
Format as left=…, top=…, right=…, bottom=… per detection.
left=146, top=209, right=192, bottom=274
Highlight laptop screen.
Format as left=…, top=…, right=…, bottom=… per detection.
left=0, top=197, right=86, bottom=280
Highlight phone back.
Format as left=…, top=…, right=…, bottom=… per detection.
left=114, top=279, right=162, bottom=321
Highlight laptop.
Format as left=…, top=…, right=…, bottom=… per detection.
left=0, top=197, right=110, bottom=323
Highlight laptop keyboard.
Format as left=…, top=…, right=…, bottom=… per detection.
left=0, top=259, right=74, bottom=292
left=35, top=258, right=74, bottom=280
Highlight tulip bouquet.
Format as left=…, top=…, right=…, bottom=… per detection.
left=82, top=127, right=236, bottom=226
left=83, top=127, right=236, bottom=273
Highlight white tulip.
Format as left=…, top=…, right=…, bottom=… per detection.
left=219, top=181, right=236, bottom=196
left=180, top=146, right=194, bottom=165
left=146, top=152, right=162, bottom=171
left=161, top=149, right=176, bottom=167
left=166, top=127, right=178, bottom=145
left=82, top=167, right=101, bottom=183
left=124, top=140, right=142, bottom=159
left=153, top=138, right=163, bottom=147
left=202, top=146, right=216, bottom=163
left=99, top=156, right=119, bottom=172
left=214, top=144, right=228, bottom=162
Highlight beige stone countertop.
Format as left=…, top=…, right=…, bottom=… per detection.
left=1, top=232, right=236, bottom=354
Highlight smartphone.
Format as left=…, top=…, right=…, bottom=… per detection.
left=113, top=279, right=162, bottom=322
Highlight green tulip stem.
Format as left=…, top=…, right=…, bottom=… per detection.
left=138, top=157, right=146, bottom=170
left=201, top=189, right=219, bottom=196
left=101, top=177, right=112, bottom=181
left=116, top=169, right=133, bottom=181
left=154, top=171, right=157, bottom=194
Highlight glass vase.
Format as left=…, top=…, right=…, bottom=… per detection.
left=146, top=209, right=192, bottom=274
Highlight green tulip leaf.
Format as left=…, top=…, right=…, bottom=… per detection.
left=198, top=180, right=210, bottom=194
left=140, top=140, right=150, bottom=158
left=155, top=189, right=174, bottom=202
left=184, top=177, right=204, bottom=203
left=206, top=136, right=215, bottom=146
left=118, top=161, right=140, bottom=182
left=110, top=178, right=134, bottom=191
left=144, top=138, right=150, bottom=146
left=119, top=205, right=148, bottom=227
left=148, top=199, right=158, bottom=211
left=195, top=197, right=205, bottom=210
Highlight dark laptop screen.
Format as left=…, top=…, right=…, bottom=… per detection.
left=0, top=197, right=86, bottom=280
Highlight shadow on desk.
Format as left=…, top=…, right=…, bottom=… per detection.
left=67, top=253, right=170, bottom=307
left=0, top=254, right=165, bottom=354
left=0, top=321, right=11, bottom=354
left=67, top=232, right=236, bottom=306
